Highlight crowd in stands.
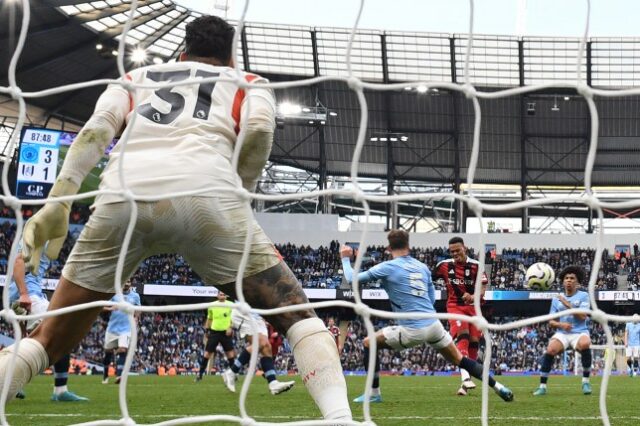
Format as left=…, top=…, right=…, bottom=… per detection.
left=0, top=310, right=626, bottom=377
left=0, top=203, right=634, bottom=292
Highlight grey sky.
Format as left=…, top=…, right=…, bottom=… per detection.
left=175, top=0, right=640, bottom=38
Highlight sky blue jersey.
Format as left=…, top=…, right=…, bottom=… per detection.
left=626, top=322, right=640, bottom=346
left=342, top=255, right=436, bottom=328
left=107, top=291, right=141, bottom=335
left=549, top=290, right=590, bottom=335
left=9, top=242, right=49, bottom=302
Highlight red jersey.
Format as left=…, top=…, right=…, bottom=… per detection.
left=433, top=257, right=487, bottom=308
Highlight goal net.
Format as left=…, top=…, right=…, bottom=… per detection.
left=0, top=0, right=633, bottom=425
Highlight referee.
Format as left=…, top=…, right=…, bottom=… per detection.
left=196, top=291, right=236, bottom=388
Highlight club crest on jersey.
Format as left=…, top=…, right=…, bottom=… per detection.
left=152, top=112, right=161, bottom=122
left=465, top=269, right=470, bottom=277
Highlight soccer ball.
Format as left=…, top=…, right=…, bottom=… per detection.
left=525, top=262, right=556, bottom=290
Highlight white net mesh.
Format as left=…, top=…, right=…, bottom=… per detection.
left=0, top=0, right=635, bottom=425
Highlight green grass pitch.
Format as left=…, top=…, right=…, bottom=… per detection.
left=5, top=375, right=640, bottom=425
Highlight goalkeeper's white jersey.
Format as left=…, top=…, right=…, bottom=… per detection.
left=95, top=61, right=275, bottom=205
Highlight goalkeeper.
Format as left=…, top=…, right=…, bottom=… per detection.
left=0, top=15, right=351, bottom=422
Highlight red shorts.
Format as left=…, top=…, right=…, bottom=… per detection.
left=447, top=305, right=483, bottom=340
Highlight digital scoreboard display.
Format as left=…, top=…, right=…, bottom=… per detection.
left=15, top=127, right=118, bottom=200
left=16, top=128, right=61, bottom=199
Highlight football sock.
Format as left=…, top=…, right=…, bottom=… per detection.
left=53, top=354, right=70, bottom=394
left=198, top=356, right=208, bottom=378
left=580, top=349, right=592, bottom=380
left=231, top=349, right=251, bottom=374
left=363, top=346, right=381, bottom=389
left=287, top=318, right=351, bottom=420
left=634, top=359, right=638, bottom=371
left=116, top=352, right=126, bottom=377
left=226, top=356, right=236, bottom=369
left=628, top=359, right=633, bottom=369
left=459, top=356, right=497, bottom=388
left=540, top=353, right=554, bottom=385
left=103, top=351, right=113, bottom=379
left=469, top=341, right=479, bottom=361
left=457, top=334, right=471, bottom=382
left=260, top=356, right=277, bottom=383
left=0, top=338, right=49, bottom=402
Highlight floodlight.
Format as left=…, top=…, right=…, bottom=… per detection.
left=416, top=85, right=428, bottom=93
left=131, top=47, right=147, bottom=63
left=153, top=57, right=163, bottom=64
left=278, top=102, right=302, bottom=115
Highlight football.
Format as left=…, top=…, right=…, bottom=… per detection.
left=525, top=262, right=556, bottom=290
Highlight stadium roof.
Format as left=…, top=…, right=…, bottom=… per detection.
left=3, top=0, right=640, bottom=188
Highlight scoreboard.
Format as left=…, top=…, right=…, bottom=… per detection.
left=15, top=128, right=61, bottom=199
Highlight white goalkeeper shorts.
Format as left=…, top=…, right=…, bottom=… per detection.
left=62, top=197, right=281, bottom=293
left=232, top=309, right=268, bottom=339
left=626, top=346, right=640, bottom=358
left=382, top=321, right=452, bottom=351
left=104, top=332, right=131, bottom=350
left=551, top=331, right=590, bottom=350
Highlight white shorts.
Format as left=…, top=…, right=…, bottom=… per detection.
left=551, top=332, right=590, bottom=350
left=63, top=198, right=281, bottom=293
left=382, top=321, right=452, bottom=351
left=104, top=332, right=131, bottom=350
left=626, top=346, right=640, bottom=358
left=232, top=309, right=268, bottom=339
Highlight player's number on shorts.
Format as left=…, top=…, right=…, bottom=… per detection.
left=409, top=273, right=425, bottom=297
left=138, top=69, right=220, bottom=124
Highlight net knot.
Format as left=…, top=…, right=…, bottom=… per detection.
left=353, top=303, right=370, bottom=318
left=9, top=86, right=22, bottom=100
left=583, top=194, right=600, bottom=210
left=2, top=196, right=21, bottom=211
left=235, top=187, right=252, bottom=203
left=466, top=197, right=483, bottom=215
left=117, top=301, right=135, bottom=315
left=235, top=301, right=252, bottom=316
left=347, top=76, right=363, bottom=91
left=120, top=417, right=137, bottom=426
left=121, top=79, right=134, bottom=93
left=473, top=315, right=489, bottom=331
left=1, top=308, right=17, bottom=324
left=576, top=82, right=593, bottom=99
left=462, top=83, right=477, bottom=99
left=240, top=418, right=256, bottom=426
left=590, top=309, right=606, bottom=324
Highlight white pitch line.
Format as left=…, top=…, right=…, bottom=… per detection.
left=7, top=414, right=640, bottom=421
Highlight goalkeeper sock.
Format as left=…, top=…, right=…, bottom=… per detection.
left=260, top=356, right=277, bottom=383
left=103, top=352, right=113, bottom=379
left=580, top=349, right=592, bottom=381
left=231, top=349, right=250, bottom=374
left=287, top=318, right=351, bottom=421
left=0, top=338, right=49, bottom=402
left=53, top=354, right=70, bottom=394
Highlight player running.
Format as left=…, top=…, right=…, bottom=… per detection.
left=102, top=280, right=141, bottom=384
left=340, top=230, right=513, bottom=403
left=625, top=319, right=640, bottom=377
left=433, top=236, right=487, bottom=396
